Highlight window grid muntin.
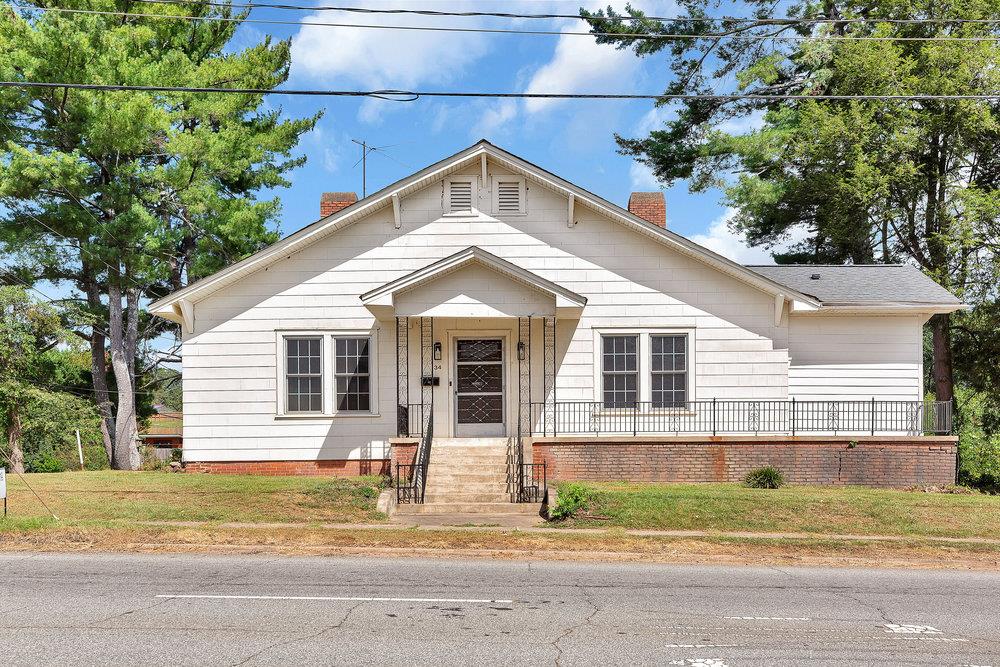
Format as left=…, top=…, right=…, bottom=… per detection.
left=335, top=336, right=372, bottom=412
left=602, top=334, right=638, bottom=407
left=285, top=337, right=323, bottom=413
left=651, top=334, right=687, bottom=407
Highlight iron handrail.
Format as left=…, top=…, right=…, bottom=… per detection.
left=528, top=399, right=952, bottom=437
left=396, top=408, right=433, bottom=504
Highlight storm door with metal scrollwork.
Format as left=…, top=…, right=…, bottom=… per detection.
left=454, top=338, right=505, bottom=437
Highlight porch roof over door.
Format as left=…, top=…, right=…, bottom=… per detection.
left=361, top=246, right=587, bottom=319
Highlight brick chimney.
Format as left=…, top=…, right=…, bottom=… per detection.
left=628, top=191, right=666, bottom=228
left=320, top=192, right=358, bottom=217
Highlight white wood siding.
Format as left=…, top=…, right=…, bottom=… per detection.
left=787, top=315, right=925, bottom=401
left=179, top=161, right=924, bottom=462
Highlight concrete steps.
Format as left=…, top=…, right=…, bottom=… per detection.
left=395, top=436, right=540, bottom=516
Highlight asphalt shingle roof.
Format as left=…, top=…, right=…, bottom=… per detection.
left=745, top=264, right=961, bottom=305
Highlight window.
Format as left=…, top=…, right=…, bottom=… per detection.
left=446, top=177, right=475, bottom=213
left=651, top=335, right=687, bottom=407
left=285, top=337, right=323, bottom=413
left=493, top=176, right=525, bottom=215
left=335, top=336, right=371, bottom=412
left=602, top=335, right=638, bottom=407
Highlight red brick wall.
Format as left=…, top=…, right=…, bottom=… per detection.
left=532, top=437, right=957, bottom=488
left=320, top=192, right=357, bottom=217
left=627, top=192, right=666, bottom=228
left=185, top=459, right=389, bottom=477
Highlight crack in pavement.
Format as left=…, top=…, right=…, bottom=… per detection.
left=550, top=584, right=600, bottom=667
left=229, top=600, right=364, bottom=667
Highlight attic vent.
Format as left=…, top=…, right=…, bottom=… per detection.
left=492, top=176, right=525, bottom=215
left=497, top=181, right=522, bottom=213
left=447, top=178, right=475, bottom=213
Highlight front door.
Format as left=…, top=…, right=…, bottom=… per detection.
left=454, top=338, right=505, bottom=437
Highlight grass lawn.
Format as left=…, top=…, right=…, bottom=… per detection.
left=554, top=482, right=1000, bottom=539
left=0, top=471, right=387, bottom=525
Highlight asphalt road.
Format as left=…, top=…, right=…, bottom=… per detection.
left=1, top=552, right=998, bottom=666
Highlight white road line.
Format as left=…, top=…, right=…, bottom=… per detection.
left=155, top=594, right=513, bottom=604
left=883, top=623, right=942, bottom=634
left=723, top=616, right=811, bottom=621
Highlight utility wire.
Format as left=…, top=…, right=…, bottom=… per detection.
left=15, top=5, right=1000, bottom=42
left=126, top=0, right=1000, bottom=26
left=2, top=81, right=999, bottom=101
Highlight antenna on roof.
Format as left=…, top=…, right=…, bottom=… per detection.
left=351, top=139, right=411, bottom=198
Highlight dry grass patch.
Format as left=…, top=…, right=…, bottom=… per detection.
left=1, top=471, right=387, bottom=524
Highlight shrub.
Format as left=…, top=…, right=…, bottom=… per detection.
left=744, top=466, right=785, bottom=489
left=25, top=450, right=65, bottom=473
left=549, top=482, right=592, bottom=520
left=170, top=448, right=183, bottom=463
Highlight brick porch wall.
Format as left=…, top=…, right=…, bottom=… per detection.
left=185, top=459, right=389, bottom=477
left=531, top=436, right=958, bottom=488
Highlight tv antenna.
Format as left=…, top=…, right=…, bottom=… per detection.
left=351, top=139, right=411, bottom=197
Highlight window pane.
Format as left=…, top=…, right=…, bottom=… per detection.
left=285, top=336, right=322, bottom=413
left=601, top=335, right=638, bottom=408
left=335, top=336, right=371, bottom=412
left=651, top=335, right=687, bottom=408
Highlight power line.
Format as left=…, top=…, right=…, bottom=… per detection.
left=2, top=81, right=999, bottom=101
left=16, top=5, right=1000, bottom=42
left=127, top=0, right=1000, bottom=26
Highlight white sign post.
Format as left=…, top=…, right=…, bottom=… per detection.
left=0, top=467, right=6, bottom=517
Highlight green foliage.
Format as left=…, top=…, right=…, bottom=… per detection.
left=744, top=466, right=785, bottom=489
left=550, top=482, right=593, bottom=520
left=954, top=387, right=1000, bottom=493
left=150, top=368, right=183, bottom=411
left=25, top=450, right=65, bottom=474
left=170, top=448, right=183, bottom=463
left=16, top=387, right=107, bottom=471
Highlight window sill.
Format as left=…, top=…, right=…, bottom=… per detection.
left=275, top=412, right=382, bottom=420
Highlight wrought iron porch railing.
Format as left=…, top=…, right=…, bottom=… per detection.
left=396, top=411, right=433, bottom=504
left=528, top=399, right=952, bottom=437
left=396, top=403, right=425, bottom=438
left=510, top=417, right=547, bottom=504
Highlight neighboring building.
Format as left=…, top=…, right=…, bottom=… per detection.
left=149, top=141, right=963, bottom=502
left=139, top=409, right=183, bottom=459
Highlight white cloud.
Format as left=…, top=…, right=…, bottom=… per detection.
left=471, top=99, right=519, bottom=139
left=291, top=1, right=492, bottom=120
left=718, top=109, right=766, bottom=136
left=629, top=162, right=661, bottom=190
left=689, top=209, right=809, bottom=265
left=523, top=26, right=642, bottom=115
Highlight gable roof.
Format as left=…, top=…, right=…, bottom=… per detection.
left=148, top=140, right=821, bottom=323
left=748, top=264, right=963, bottom=310
left=361, top=246, right=587, bottom=309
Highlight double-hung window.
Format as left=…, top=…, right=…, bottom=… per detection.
left=651, top=334, right=687, bottom=407
left=280, top=332, right=377, bottom=416
left=601, top=335, right=638, bottom=407
left=284, top=337, right=323, bottom=413
left=335, top=337, right=371, bottom=412
left=598, top=331, right=691, bottom=409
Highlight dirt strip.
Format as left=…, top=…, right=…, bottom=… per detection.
left=2, top=522, right=1000, bottom=570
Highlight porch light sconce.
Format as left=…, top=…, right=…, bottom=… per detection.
left=517, top=341, right=526, bottom=361
left=433, top=341, right=442, bottom=360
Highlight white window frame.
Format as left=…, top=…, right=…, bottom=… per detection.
left=591, top=328, right=696, bottom=409
left=281, top=334, right=325, bottom=415
left=491, top=175, right=526, bottom=216
left=275, top=329, right=380, bottom=418
left=444, top=176, right=477, bottom=215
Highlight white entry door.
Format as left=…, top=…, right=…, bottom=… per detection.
left=454, top=338, right=505, bottom=437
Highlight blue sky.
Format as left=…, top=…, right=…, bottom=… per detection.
left=238, top=0, right=781, bottom=263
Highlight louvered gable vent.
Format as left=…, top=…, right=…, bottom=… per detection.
left=448, top=179, right=474, bottom=212
left=496, top=180, right=522, bottom=213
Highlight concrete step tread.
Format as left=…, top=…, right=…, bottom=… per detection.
left=396, top=502, right=543, bottom=515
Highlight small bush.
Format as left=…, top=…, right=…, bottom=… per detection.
left=170, top=448, right=183, bottom=463
left=744, top=466, right=785, bottom=489
left=549, top=482, right=592, bottom=520
left=24, top=451, right=65, bottom=473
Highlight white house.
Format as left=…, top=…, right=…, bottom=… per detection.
left=149, top=141, right=963, bottom=505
